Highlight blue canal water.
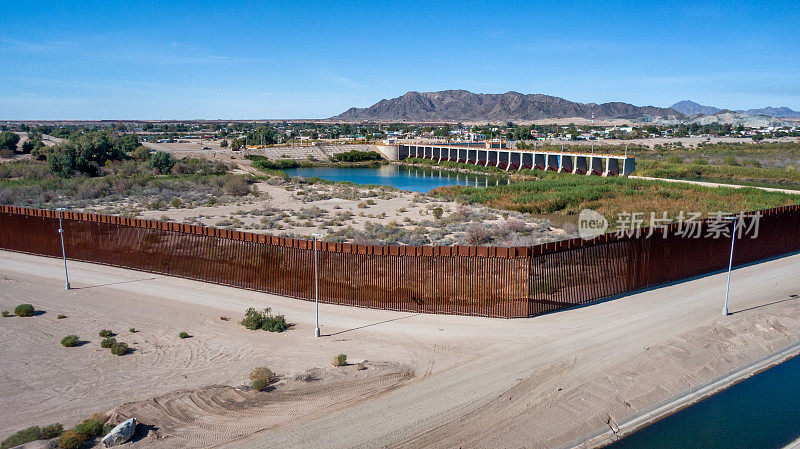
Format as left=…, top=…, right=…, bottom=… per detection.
left=607, top=353, right=800, bottom=449
left=282, top=165, right=506, bottom=192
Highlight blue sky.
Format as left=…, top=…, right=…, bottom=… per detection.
left=1, top=0, right=798, bottom=119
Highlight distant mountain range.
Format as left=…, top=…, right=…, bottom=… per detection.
left=670, top=100, right=800, bottom=118
left=331, top=90, right=683, bottom=122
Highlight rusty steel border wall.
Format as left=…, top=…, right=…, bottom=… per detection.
left=1, top=205, right=798, bottom=318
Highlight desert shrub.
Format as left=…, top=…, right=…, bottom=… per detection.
left=240, top=308, right=265, bottom=330
left=3, top=427, right=40, bottom=447
left=178, top=331, right=190, bottom=339
left=465, top=223, right=492, bottom=245
left=14, top=303, right=35, bottom=317
left=356, top=362, right=366, bottom=371
left=57, top=314, right=67, bottom=319
left=110, top=342, right=129, bottom=355
left=1, top=311, right=9, bottom=317
left=129, top=327, right=138, bottom=333
left=497, top=218, right=527, bottom=235
left=40, top=423, right=64, bottom=439
left=332, top=354, right=347, bottom=367
left=98, top=329, right=114, bottom=338
left=1, top=425, right=64, bottom=449
left=73, top=419, right=104, bottom=439
left=250, top=366, right=276, bottom=391
left=432, top=207, right=444, bottom=219
left=261, top=314, right=288, bottom=333
left=102, top=424, right=114, bottom=436
left=61, top=335, right=79, bottom=347
left=223, top=176, right=251, bottom=196
left=57, top=430, right=85, bottom=449
left=100, top=337, right=117, bottom=348
left=240, top=307, right=288, bottom=332
left=297, top=206, right=325, bottom=220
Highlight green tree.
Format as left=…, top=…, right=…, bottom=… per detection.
left=0, top=131, right=20, bottom=154
left=149, top=151, right=175, bottom=174
left=130, top=145, right=151, bottom=161
left=20, top=132, right=45, bottom=155
left=46, top=131, right=127, bottom=177
left=220, top=139, right=228, bottom=148
left=115, top=134, right=139, bottom=154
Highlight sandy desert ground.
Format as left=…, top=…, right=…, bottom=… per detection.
left=1, top=250, right=799, bottom=448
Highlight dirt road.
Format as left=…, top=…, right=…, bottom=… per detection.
left=631, top=175, right=800, bottom=194
left=1, top=250, right=799, bottom=448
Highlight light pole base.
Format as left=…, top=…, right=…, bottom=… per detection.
left=314, top=327, right=320, bottom=338
left=65, top=282, right=70, bottom=291
left=722, top=306, right=728, bottom=316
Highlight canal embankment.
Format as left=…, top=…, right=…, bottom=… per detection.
left=563, top=338, right=800, bottom=449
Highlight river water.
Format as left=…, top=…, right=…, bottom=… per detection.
left=282, top=165, right=507, bottom=192
left=607, top=353, right=800, bottom=449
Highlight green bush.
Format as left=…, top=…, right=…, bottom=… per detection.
left=1, top=427, right=39, bottom=448
left=252, top=378, right=272, bottom=392
left=100, top=337, right=117, bottom=348
left=432, top=207, right=444, bottom=219
left=332, top=150, right=382, bottom=162
left=250, top=366, right=276, bottom=391
left=14, top=303, right=35, bottom=317
left=57, top=314, right=67, bottom=319
left=129, top=327, right=138, bottom=333
left=1, top=424, right=64, bottom=449
left=240, top=307, right=265, bottom=330
left=149, top=151, right=175, bottom=174
left=178, top=331, right=190, bottom=339
left=261, top=314, right=288, bottom=333
left=240, top=307, right=289, bottom=332
left=250, top=158, right=300, bottom=170
left=57, top=430, right=84, bottom=449
left=40, top=423, right=64, bottom=439
left=1, top=311, right=9, bottom=317
left=61, top=335, right=79, bottom=347
left=73, top=419, right=104, bottom=439
left=332, top=354, right=347, bottom=367
left=110, top=342, right=129, bottom=356
left=99, top=329, right=114, bottom=338
left=723, top=155, right=740, bottom=166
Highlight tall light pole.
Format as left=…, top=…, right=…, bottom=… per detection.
left=312, top=233, right=324, bottom=337
left=722, top=216, right=738, bottom=316
left=56, top=208, right=70, bottom=290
